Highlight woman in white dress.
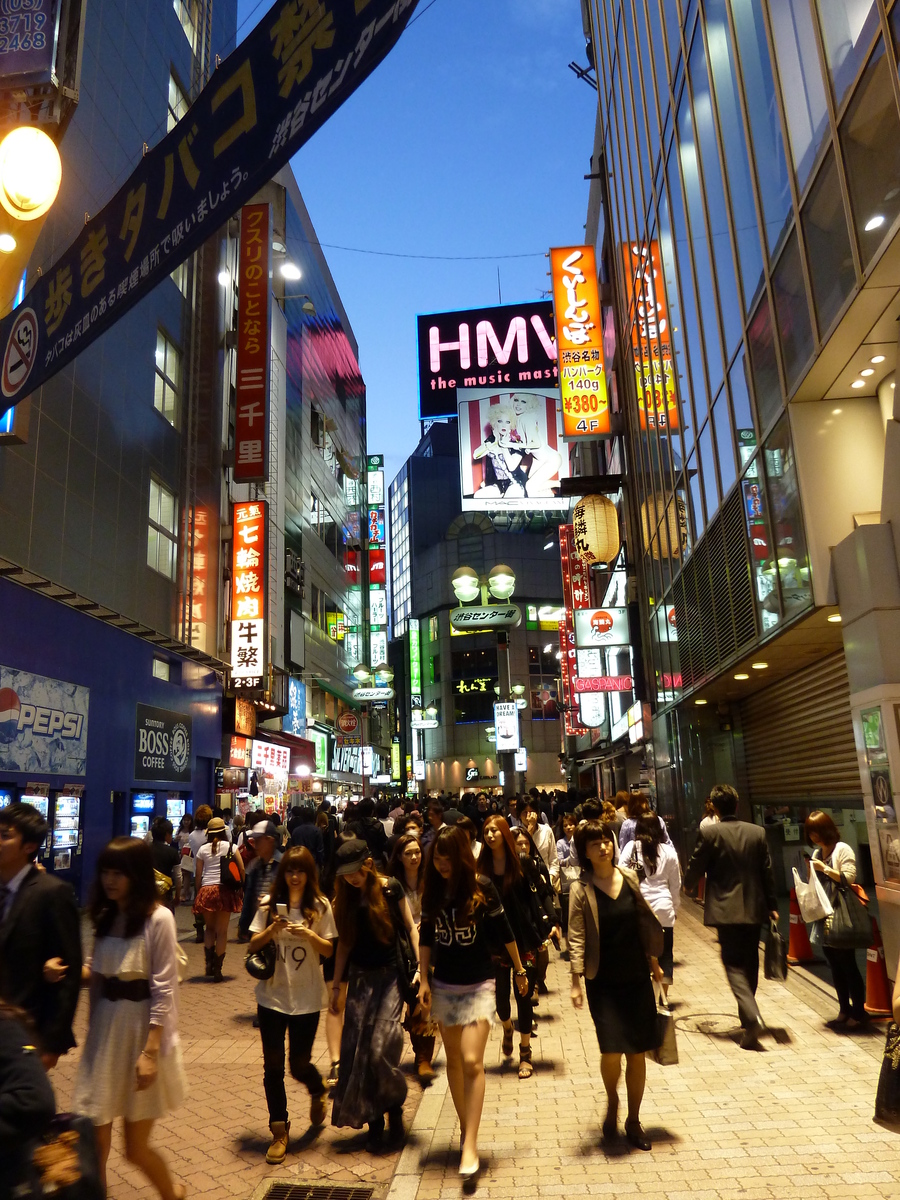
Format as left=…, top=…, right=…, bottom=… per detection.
left=75, top=837, right=187, bottom=1200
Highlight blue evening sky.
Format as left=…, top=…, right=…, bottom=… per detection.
left=237, top=0, right=597, bottom=487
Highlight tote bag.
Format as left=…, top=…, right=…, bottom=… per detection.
left=824, top=878, right=872, bottom=950
left=648, top=982, right=678, bottom=1066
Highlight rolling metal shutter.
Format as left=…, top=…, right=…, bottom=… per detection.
left=740, top=651, right=860, bottom=801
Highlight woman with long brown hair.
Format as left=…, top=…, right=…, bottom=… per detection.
left=328, top=839, right=419, bottom=1148
left=248, top=845, right=337, bottom=1163
left=478, top=815, right=554, bottom=1079
left=74, top=838, right=187, bottom=1199
left=388, top=832, right=437, bottom=1082
left=804, top=809, right=868, bottom=1029
left=419, top=826, right=526, bottom=1178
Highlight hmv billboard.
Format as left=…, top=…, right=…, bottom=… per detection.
left=417, top=301, right=558, bottom=420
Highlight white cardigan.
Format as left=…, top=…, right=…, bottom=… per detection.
left=812, top=841, right=857, bottom=884
left=621, top=841, right=682, bottom=927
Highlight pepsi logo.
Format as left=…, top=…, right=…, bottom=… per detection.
left=0, top=687, right=20, bottom=745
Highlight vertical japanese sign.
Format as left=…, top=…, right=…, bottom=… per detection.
left=0, top=0, right=419, bottom=417
left=409, top=618, right=422, bottom=698
left=621, top=241, right=678, bottom=431
left=189, top=504, right=210, bottom=651
left=231, top=500, right=268, bottom=689
left=550, top=246, right=609, bottom=438
left=559, top=523, right=589, bottom=737
left=234, top=204, right=272, bottom=482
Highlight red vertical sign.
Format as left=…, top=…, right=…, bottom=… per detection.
left=234, top=204, right=271, bottom=483
left=560, top=523, right=589, bottom=737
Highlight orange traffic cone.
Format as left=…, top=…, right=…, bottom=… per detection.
left=787, top=889, right=815, bottom=964
left=697, top=876, right=706, bottom=904
left=865, top=918, right=893, bottom=1018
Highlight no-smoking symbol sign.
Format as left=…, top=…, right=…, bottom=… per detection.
left=2, top=308, right=38, bottom=399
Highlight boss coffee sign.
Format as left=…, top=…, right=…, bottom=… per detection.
left=134, top=704, right=192, bottom=783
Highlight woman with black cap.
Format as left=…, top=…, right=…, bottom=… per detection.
left=328, top=838, right=419, bottom=1148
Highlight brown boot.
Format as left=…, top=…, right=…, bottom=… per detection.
left=212, top=952, right=225, bottom=983
left=204, top=947, right=215, bottom=977
left=265, top=1120, right=290, bottom=1164
left=415, top=1035, right=436, bottom=1083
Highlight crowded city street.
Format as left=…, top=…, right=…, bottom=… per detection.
left=43, top=899, right=900, bottom=1200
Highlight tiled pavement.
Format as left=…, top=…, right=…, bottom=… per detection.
left=53, top=902, right=900, bottom=1200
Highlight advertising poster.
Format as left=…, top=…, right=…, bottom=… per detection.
left=494, top=701, right=519, bottom=751
left=550, top=245, right=610, bottom=437
left=458, top=388, right=571, bottom=512
left=0, top=0, right=58, bottom=85
left=621, top=241, right=678, bottom=432
left=134, top=704, right=192, bottom=783
left=0, top=665, right=89, bottom=775
left=417, top=300, right=558, bottom=420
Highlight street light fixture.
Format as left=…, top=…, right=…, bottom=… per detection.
left=451, top=565, right=481, bottom=604
left=488, top=563, right=516, bottom=600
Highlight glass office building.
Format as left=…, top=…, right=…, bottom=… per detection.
left=584, top=0, right=900, bottom=933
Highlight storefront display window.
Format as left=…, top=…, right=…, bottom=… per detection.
left=742, top=453, right=780, bottom=633
left=862, top=705, right=900, bottom=885
left=764, top=415, right=812, bottom=620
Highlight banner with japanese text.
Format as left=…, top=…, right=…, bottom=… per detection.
left=231, top=500, right=269, bottom=690
left=234, top=204, right=272, bottom=482
left=621, top=241, right=678, bottom=432
left=550, top=245, right=609, bottom=438
left=559, top=523, right=588, bottom=737
left=0, top=0, right=419, bottom=414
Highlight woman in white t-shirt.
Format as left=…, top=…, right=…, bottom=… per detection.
left=193, top=817, right=244, bottom=982
left=249, top=845, right=337, bottom=1165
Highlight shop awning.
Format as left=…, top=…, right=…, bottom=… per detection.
left=262, top=731, right=316, bottom=773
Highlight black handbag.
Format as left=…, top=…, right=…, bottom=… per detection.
left=875, top=1022, right=900, bottom=1123
left=764, top=919, right=788, bottom=981
left=245, top=938, right=276, bottom=980
left=20, top=1113, right=104, bottom=1200
left=385, top=880, right=419, bottom=1005
left=824, top=877, right=871, bottom=949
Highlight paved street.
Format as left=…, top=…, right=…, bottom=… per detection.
left=53, top=902, right=899, bottom=1200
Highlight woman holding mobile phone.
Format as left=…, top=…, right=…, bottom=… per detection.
left=248, top=846, right=337, bottom=1164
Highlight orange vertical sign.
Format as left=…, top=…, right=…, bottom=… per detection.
left=550, top=245, right=610, bottom=437
left=231, top=500, right=268, bottom=690
left=621, top=241, right=678, bottom=431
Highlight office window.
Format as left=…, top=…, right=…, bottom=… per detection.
left=816, top=0, right=880, bottom=108
left=170, top=259, right=189, bottom=298
left=704, top=0, right=764, bottom=309
left=154, top=330, right=180, bottom=426
left=167, top=72, right=188, bottom=133
left=769, top=0, right=830, bottom=189
left=840, top=37, right=900, bottom=269
left=730, top=0, right=792, bottom=253
left=801, top=146, right=856, bottom=334
left=173, top=0, right=199, bottom=54
left=772, top=229, right=814, bottom=389
left=148, top=479, right=178, bottom=581
left=747, top=295, right=783, bottom=434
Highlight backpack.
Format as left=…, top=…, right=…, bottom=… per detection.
left=219, top=846, right=243, bottom=891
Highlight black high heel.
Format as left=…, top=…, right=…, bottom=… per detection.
left=624, top=1119, right=651, bottom=1151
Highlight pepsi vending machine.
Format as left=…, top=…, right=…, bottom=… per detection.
left=47, top=784, right=84, bottom=892
left=20, top=785, right=51, bottom=863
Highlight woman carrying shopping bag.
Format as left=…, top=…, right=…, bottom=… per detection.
left=804, top=810, right=868, bottom=1030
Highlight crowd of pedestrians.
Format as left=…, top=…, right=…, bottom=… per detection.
left=2, top=783, right=900, bottom=1196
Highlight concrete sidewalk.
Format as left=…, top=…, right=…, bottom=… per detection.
left=390, top=901, right=900, bottom=1200
left=51, top=902, right=899, bottom=1200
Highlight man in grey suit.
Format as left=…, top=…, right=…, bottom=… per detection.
left=683, top=784, right=779, bottom=1049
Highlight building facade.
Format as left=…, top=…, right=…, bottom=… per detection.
left=584, top=0, right=900, bottom=963
left=389, top=423, right=566, bottom=795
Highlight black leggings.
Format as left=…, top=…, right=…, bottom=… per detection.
left=257, top=1005, right=325, bottom=1123
left=494, top=962, right=537, bottom=1035
left=823, top=946, right=866, bottom=1019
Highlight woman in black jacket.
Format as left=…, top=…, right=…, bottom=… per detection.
left=477, top=816, right=557, bottom=1079
left=512, top=825, right=562, bottom=999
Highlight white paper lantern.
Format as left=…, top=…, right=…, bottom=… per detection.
left=572, top=494, right=620, bottom=565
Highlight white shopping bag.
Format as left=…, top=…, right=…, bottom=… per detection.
left=792, top=859, right=833, bottom=924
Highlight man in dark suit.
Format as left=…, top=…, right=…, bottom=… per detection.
left=683, top=784, right=779, bottom=1049
left=0, top=802, right=82, bottom=1067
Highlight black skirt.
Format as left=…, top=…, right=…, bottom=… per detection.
left=585, top=971, right=660, bottom=1055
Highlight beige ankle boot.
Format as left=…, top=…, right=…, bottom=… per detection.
left=266, top=1120, right=290, bottom=1163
